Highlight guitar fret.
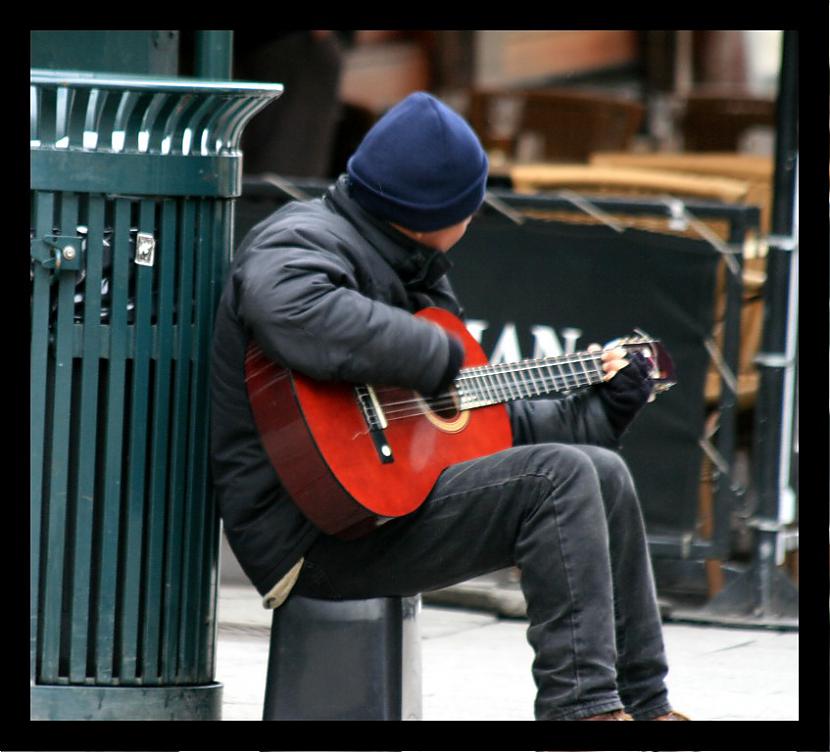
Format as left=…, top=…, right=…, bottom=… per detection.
left=462, top=366, right=499, bottom=406
left=484, top=366, right=503, bottom=403
left=525, top=364, right=540, bottom=396
left=454, top=373, right=470, bottom=406
left=577, top=354, right=592, bottom=386
left=476, top=370, right=495, bottom=404
left=556, top=360, right=573, bottom=392
left=524, top=367, right=536, bottom=397
left=534, top=363, right=548, bottom=394
left=558, top=362, right=571, bottom=391
left=510, top=366, right=526, bottom=399
left=466, top=372, right=487, bottom=407
left=578, top=353, right=603, bottom=386
left=492, top=365, right=512, bottom=401
left=508, top=365, right=523, bottom=400
left=563, top=355, right=579, bottom=388
left=508, top=368, right=525, bottom=399
left=523, top=363, right=540, bottom=396
left=589, top=355, right=604, bottom=384
left=586, top=354, right=601, bottom=385
left=508, top=366, right=522, bottom=399
left=467, top=370, right=482, bottom=404
left=475, top=366, right=493, bottom=404
left=486, top=368, right=499, bottom=402
left=573, top=355, right=588, bottom=389
left=544, top=360, right=563, bottom=392
left=536, top=359, right=565, bottom=395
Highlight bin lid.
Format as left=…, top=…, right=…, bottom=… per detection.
left=31, top=68, right=284, bottom=98
left=31, top=69, right=284, bottom=197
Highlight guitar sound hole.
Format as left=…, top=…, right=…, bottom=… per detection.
left=424, top=386, right=461, bottom=420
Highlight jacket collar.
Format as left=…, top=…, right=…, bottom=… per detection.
left=325, top=175, right=453, bottom=289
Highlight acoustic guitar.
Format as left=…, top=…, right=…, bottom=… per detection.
left=245, top=307, right=675, bottom=538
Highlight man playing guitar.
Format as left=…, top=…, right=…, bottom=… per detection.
left=210, top=91, right=688, bottom=721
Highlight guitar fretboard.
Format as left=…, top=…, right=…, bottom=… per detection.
left=455, top=350, right=607, bottom=409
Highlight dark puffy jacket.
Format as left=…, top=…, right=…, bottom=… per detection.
left=210, top=175, right=623, bottom=595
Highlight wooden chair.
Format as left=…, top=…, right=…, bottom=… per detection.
left=509, top=163, right=751, bottom=204
left=679, top=92, right=775, bottom=152
left=588, top=151, right=774, bottom=232
left=468, top=88, right=645, bottom=163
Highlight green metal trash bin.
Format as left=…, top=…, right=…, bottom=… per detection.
left=30, top=69, right=282, bottom=720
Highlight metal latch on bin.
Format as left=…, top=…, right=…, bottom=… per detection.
left=31, top=235, right=84, bottom=272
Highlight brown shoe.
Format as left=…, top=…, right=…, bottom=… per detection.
left=651, top=710, right=690, bottom=720
left=579, top=709, right=633, bottom=720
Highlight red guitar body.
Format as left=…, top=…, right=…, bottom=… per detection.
left=244, top=307, right=513, bottom=538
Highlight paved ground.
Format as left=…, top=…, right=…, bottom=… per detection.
left=215, top=581, right=798, bottom=722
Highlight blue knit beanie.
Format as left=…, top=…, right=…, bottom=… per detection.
left=347, top=92, right=489, bottom=232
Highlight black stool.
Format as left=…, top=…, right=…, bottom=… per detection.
left=262, top=594, right=422, bottom=720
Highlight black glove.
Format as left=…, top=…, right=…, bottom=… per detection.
left=597, top=350, right=653, bottom=435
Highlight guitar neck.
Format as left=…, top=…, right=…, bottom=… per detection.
left=455, top=349, right=608, bottom=409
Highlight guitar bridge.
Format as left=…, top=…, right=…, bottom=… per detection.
left=355, top=385, right=394, bottom=464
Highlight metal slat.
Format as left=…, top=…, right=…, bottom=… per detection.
left=198, top=200, right=224, bottom=681
left=179, top=198, right=216, bottom=680
left=94, top=89, right=124, bottom=147
left=204, top=96, right=253, bottom=154
left=35, top=85, right=56, bottom=145
left=30, top=84, right=40, bottom=142
left=161, top=198, right=196, bottom=683
left=196, top=199, right=224, bottom=675
left=39, top=192, right=80, bottom=683
left=142, top=92, right=181, bottom=153
left=181, top=94, right=221, bottom=154
left=202, top=507, right=221, bottom=681
left=177, top=200, right=201, bottom=681
left=65, top=86, right=90, bottom=146
left=201, top=200, right=230, bottom=681
left=227, top=96, right=272, bottom=149
left=67, top=195, right=106, bottom=682
left=140, top=199, right=177, bottom=683
left=121, top=92, right=156, bottom=153
left=31, top=191, right=55, bottom=682
left=95, top=198, right=131, bottom=682
left=118, top=199, right=156, bottom=682
left=54, top=86, right=73, bottom=145
left=162, top=93, right=202, bottom=155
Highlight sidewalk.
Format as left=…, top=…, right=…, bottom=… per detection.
left=215, top=581, right=798, bottom=721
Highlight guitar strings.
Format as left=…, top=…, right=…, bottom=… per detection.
left=351, top=343, right=657, bottom=423
left=369, top=341, right=650, bottom=400
left=375, top=366, right=605, bottom=412
left=375, top=347, right=664, bottom=421
left=370, top=351, right=607, bottom=403
left=373, top=368, right=606, bottom=422
left=378, top=366, right=607, bottom=415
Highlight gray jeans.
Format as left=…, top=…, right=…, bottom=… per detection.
left=291, top=442, right=672, bottom=720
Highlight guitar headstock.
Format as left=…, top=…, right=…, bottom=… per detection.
left=614, top=330, right=677, bottom=397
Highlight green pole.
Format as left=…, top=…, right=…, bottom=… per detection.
left=195, top=30, right=234, bottom=79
